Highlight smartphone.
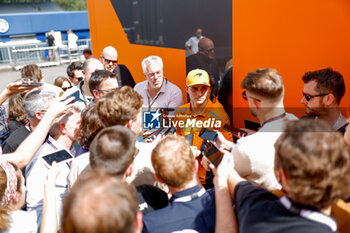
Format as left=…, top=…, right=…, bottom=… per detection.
left=223, top=124, right=248, bottom=137
left=199, top=128, right=218, bottom=142
left=166, top=127, right=176, bottom=135
left=184, top=133, right=194, bottom=146
left=202, top=140, right=224, bottom=167
left=21, top=82, right=43, bottom=87
left=65, top=90, right=80, bottom=103
left=244, top=120, right=260, bottom=131
left=42, top=149, right=73, bottom=165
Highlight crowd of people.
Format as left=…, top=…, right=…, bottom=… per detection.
left=0, top=42, right=349, bottom=233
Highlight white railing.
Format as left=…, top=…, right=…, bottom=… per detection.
left=0, top=39, right=91, bottom=69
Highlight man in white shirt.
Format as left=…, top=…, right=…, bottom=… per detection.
left=25, top=107, right=81, bottom=224
left=67, top=29, right=78, bottom=51
left=185, top=28, right=204, bottom=55
left=216, top=68, right=297, bottom=191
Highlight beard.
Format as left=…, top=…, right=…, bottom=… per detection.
left=305, top=105, right=327, bottom=117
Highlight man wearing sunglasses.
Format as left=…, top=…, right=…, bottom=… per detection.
left=89, top=70, right=119, bottom=103
left=66, top=61, right=84, bottom=86
left=100, top=46, right=136, bottom=88
left=215, top=68, right=297, bottom=191
left=301, top=68, right=348, bottom=134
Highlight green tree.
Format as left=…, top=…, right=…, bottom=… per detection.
left=52, top=0, right=87, bottom=11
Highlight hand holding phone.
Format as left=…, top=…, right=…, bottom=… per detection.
left=202, top=140, right=224, bottom=167
left=42, top=150, right=73, bottom=165
left=21, top=81, right=43, bottom=87
left=199, top=128, right=218, bottom=142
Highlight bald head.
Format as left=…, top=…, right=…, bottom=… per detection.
left=101, top=46, right=119, bottom=72
left=83, top=58, right=104, bottom=83
left=198, top=38, right=215, bottom=59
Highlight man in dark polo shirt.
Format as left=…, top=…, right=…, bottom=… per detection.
left=218, top=120, right=350, bottom=233
left=142, top=135, right=215, bottom=233
left=46, top=30, right=55, bottom=61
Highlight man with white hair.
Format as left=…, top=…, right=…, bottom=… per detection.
left=63, top=58, right=103, bottom=110
left=100, top=46, right=136, bottom=87
left=134, top=55, right=183, bottom=111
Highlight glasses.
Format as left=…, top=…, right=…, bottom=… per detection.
left=302, top=93, right=329, bottom=102
left=147, top=70, right=162, bottom=78
left=97, top=88, right=119, bottom=93
left=201, top=48, right=215, bottom=53
left=74, top=77, right=83, bottom=82
left=102, top=57, right=118, bottom=65
left=241, top=90, right=261, bottom=102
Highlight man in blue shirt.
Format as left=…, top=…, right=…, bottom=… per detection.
left=142, top=135, right=215, bottom=233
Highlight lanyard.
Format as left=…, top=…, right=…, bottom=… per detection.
left=280, top=196, right=337, bottom=232
left=147, top=79, right=167, bottom=110
left=147, top=92, right=162, bottom=110
left=260, top=112, right=286, bottom=128
left=172, top=188, right=206, bottom=203
left=28, top=122, right=33, bottom=132
left=46, top=137, right=58, bottom=150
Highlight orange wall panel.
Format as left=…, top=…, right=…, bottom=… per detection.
left=87, top=0, right=187, bottom=101
left=87, top=0, right=350, bottom=128
left=233, top=0, right=350, bottom=127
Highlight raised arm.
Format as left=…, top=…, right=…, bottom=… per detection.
left=2, top=97, right=74, bottom=168
left=214, top=131, right=234, bottom=152
left=40, top=162, right=60, bottom=233
left=211, top=152, right=241, bottom=233
left=0, top=81, right=37, bottom=105
left=185, top=43, right=194, bottom=55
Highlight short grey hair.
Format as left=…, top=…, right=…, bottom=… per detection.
left=141, top=55, right=163, bottom=75
left=23, top=90, right=56, bottom=119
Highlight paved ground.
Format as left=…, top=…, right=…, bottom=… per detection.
left=0, top=64, right=69, bottom=88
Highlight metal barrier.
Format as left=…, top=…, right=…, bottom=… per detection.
left=12, top=46, right=60, bottom=70
left=0, top=39, right=91, bottom=69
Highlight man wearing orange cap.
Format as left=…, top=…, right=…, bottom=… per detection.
left=174, top=69, right=231, bottom=188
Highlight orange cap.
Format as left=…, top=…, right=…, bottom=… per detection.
left=186, top=69, right=211, bottom=87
